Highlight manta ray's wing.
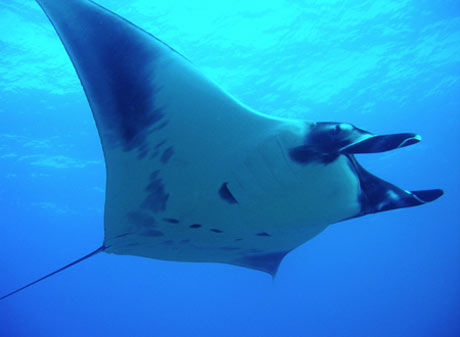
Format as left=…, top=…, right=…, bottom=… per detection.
left=36, top=0, right=286, bottom=256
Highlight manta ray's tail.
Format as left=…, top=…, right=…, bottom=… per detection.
left=0, top=246, right=105, bottom=301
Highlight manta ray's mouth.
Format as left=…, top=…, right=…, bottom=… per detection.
left=345, top=153, right=443, bottom=217
left=288, top=123, right=443, bottom=217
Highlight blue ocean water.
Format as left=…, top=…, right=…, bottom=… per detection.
left=0, top=0, right=459, bottom=336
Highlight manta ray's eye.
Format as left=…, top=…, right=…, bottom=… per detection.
left=331, top=125, right=341, bottom=135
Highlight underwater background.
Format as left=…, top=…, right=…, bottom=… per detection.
left=0, top=0, right=459, bottom=336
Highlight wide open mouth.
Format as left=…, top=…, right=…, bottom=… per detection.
left=346, top=153, right=443, bottom=216
left=288, top=124, right=444, bottom=216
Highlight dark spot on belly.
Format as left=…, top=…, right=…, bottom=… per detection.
left=163, top=218, right=179, bottom=223
left=189, top=224, right=202, bottom=228
left=219, top=182, right=238, bottom=204
left=160, top=146, right=174, bottom=164
left=137, top=147, right=149, bottom=159
left=155, top=139, right=167, bottom=149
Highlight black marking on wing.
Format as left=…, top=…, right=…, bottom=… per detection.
left=151, top=140, right=167, bottom=159
left=35, top=0, right=178, bottom=156
left=189, top=224, right=202, bottom=228
left=256, top=232, right=271, bottom=237
left=219, top=182, right=238, bottom=204
left=150, top=149, right=160, bottom=159
left=155, top=139, right=167, bottom=149
left=210, top=229, right=224, bottom=233
left=160, top=146, right=174, bottom=164
left=137, top=147, right=149, bottom=159
left=89, top=39, right=164, bottom=154
left=126, top=211, right=163, bottom=237
left=142, top=171, right=169, bottom=213
left=61, top=5, right=159, bottom=150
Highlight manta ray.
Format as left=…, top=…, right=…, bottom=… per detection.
left=1, top=0, right=443, bottom=300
